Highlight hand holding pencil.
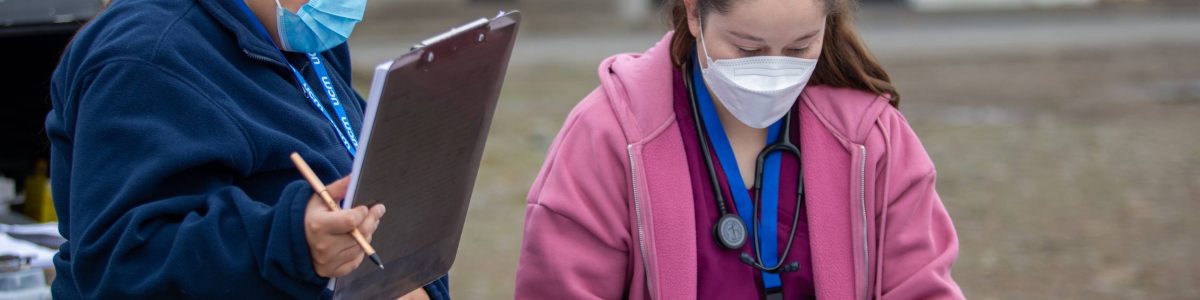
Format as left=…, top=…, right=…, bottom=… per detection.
left=291, top=153, right=387, bottom=277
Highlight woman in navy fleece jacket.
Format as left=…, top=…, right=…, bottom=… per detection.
left=45, top=0, right=448, bottom=298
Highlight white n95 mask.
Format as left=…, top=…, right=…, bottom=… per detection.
left=698, top=19, right=819, bottom=129
left=275, top=0, right=365, bottom=53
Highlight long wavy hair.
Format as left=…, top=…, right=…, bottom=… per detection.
left=667, top=0, right=900, bottom=107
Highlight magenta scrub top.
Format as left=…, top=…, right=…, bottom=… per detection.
left=671, top=67, right=816, bottom=300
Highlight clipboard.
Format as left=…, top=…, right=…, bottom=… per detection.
left=334, top=11, right=521, bottom=299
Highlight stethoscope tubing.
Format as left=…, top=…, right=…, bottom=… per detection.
left=682, top=63, right=806, bottom=274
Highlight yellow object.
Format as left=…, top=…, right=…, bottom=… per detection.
left=22, top=160, right=56, bottom=222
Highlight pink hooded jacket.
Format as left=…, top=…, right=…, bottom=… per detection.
left=516, top=33, right=964, bottom=300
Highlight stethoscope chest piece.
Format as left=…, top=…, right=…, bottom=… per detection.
left=714, top=213, right=748, bottom=249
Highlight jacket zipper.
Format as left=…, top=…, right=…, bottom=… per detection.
left=241, top=49, right=287, bottom=69
left=859, top=145, right=870, bottom=300
left=628, top=144, right=654, bottom=298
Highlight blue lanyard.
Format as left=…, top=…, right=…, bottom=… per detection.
left=692, top=62, right=785, bottom=290
left=235, top=0, right=359, bottom=158
left=287, top=54, right=359, bottom=157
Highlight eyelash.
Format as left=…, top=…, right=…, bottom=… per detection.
left=736, top=47, right=808, bottom=55
left=737, top=47, right=762, bottom=55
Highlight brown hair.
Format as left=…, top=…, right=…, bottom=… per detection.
left=667, top=0, right=900, bottom=107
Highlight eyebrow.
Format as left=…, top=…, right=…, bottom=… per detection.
left=728, top=29, right=822, bottom=44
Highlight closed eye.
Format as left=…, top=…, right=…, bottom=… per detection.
left=737, top=47, right=763, bottom=55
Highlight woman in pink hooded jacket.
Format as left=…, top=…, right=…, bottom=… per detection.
left=516, top=0, right=964, bottom=299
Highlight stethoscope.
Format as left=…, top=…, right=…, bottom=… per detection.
left=683, top=63, right=805, bottom=274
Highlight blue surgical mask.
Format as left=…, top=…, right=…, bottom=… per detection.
left=275, top=0, right=365, bottom=53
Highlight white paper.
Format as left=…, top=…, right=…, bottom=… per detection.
left=0, top=222, right=60, bottom=237
left=0, top=233, right=56, bottom=269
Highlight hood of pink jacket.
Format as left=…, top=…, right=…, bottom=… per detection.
left=517, top=32, right=963, bottom=300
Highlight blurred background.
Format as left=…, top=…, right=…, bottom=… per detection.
left=1, top=0, right=1197, bottom=298
left=347, top=0, right=1200, bottom=298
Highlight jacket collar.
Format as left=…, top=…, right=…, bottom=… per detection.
left=197, top=0, right=288, bottom=68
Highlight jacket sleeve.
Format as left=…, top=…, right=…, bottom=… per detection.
left=47, top=60, right=326, bottom=299
left=515, top=88, right=635, bottom=299
left=876, top=108, right=965, bottom=299
left=423, top=275, right=450, bottom=300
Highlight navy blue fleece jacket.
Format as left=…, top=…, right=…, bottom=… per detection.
left=45, top=0, right=448, bottom=298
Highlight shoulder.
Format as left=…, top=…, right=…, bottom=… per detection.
left=593, top=32, right=678, bottom=143
left=800, top=85, right=894, bottom=145
left=875, top=103, right=935, bottom=173
left=53, top=0, right=239, bottom=109
left=59, top=0, right=226, bottom=79
left=555, top=87, right=629, bottom=150
left=803, top=86, right=940, bottom=197
left=526, top=86, right=632, bottom=219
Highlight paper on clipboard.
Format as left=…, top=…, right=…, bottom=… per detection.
left=332, top=10, right=520, bottom=300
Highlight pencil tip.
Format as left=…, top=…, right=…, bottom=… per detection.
left=369, top=253, right=384, bottom=269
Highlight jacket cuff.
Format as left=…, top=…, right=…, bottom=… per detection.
left=424, top=275, right=451, bottom=300
left=283, top=179, right=330, bottom=286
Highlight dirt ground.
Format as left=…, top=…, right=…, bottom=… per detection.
left=893, top=44, right=1200, bottom=299
left=348, top=2, right=1200, bottom=299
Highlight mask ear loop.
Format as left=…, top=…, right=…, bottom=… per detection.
left=274, top=0, right=299, bottom=13
left=697, top=14, right=716, bottom=71
left=273, top=0, right=291, bottom=50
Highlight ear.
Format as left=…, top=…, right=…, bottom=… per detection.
left=684, top=0, right=701, bottom=40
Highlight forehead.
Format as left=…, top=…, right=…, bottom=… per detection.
left=711, top=0, right=826, bottom=34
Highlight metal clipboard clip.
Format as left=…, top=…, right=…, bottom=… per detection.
left=411, top=17, right=490, bottom=51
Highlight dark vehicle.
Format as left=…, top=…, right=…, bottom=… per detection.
left=0, top=0, right=102, bottom=182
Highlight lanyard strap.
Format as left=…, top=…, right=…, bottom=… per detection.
left=234, top=0, right=359, bottom=158
left=692, top=62, right=785, bottom=290
left=285, top=56, right=359, bottom=157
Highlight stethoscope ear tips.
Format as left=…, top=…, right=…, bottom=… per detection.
left=783, top=262, right=801, bottom=272
left=740, top=252, right=803, bottom=274
left=739, top=252, right=755, bottom=265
